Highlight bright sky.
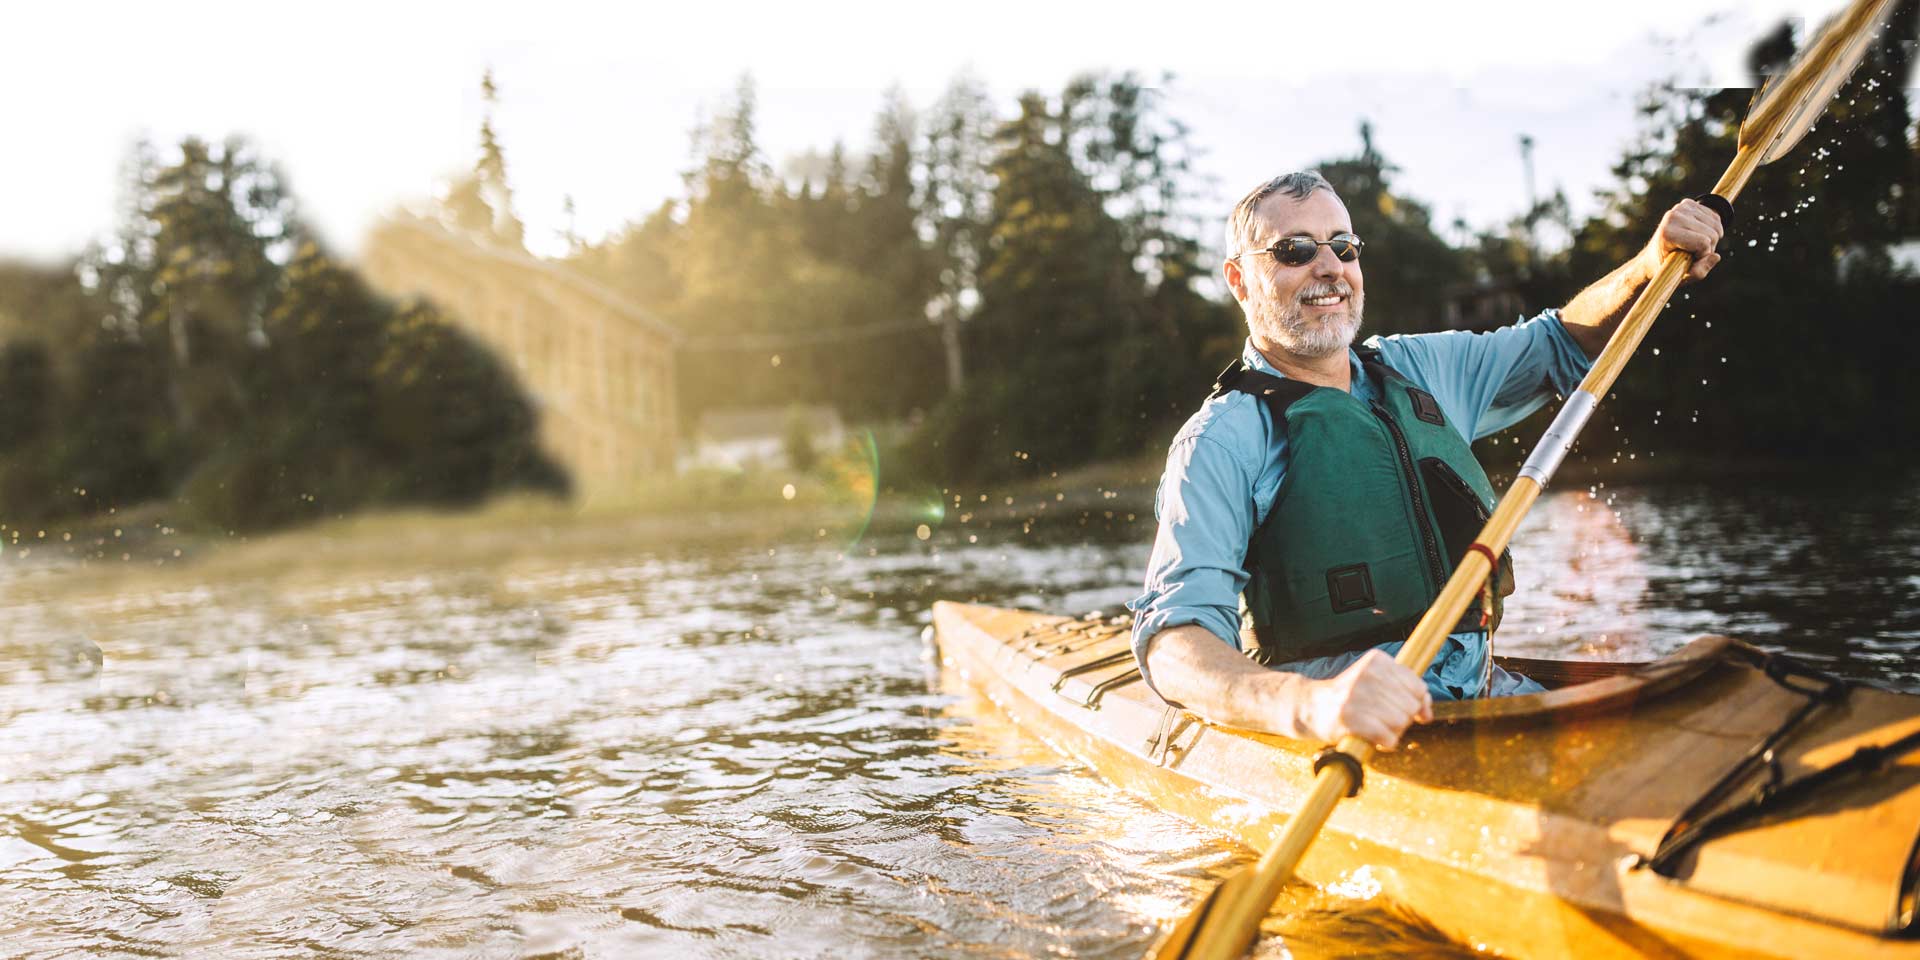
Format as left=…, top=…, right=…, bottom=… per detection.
left=0, top=0, right=1869, bottom=265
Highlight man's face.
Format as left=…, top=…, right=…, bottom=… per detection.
left=1232, top=190, right=1365, bottom=360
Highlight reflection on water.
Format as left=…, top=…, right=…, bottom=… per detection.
left=1, top=472, right=1917, bottom=957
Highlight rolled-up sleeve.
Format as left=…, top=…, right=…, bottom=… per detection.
left=1370, top=310, right=1594, bottom=440
left=1128, top=432, right=1257, bottom=695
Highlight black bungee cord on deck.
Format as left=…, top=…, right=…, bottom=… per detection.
left=1640, top=647, right=1920, bottom=900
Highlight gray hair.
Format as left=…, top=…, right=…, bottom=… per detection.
left=1225, top=172, right=1338, bottom=256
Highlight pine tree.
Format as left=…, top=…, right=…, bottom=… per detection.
left=443, top=69, right=527, bottom=249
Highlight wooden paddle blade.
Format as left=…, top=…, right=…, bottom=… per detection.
left=1145, top=865, right=1260, bottom=960
left=1741, top=0, right=1898, bottom=163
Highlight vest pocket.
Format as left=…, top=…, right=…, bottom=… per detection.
left=1418, top=457, right=1516, bottom=600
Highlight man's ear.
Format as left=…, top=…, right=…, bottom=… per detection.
left=1223, top=257, right=1246, bottom=302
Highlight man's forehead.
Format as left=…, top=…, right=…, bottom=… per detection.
left=1251, top=191, right=1352, bottom=238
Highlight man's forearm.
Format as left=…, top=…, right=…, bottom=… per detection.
left=1559, top=255, right=1654, bottom=360
left=1143, top=624, right=1313, bottom=738
left=1559, top=199, right=1727, bottom=360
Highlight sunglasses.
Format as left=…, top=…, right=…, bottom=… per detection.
left=1234, top=233, right=1364, bottom=267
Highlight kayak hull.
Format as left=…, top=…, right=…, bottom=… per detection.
left=931, top=601, right=1920, bottom=960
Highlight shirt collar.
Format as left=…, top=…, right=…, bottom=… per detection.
left=1239, top=338, right=1367, bottom=393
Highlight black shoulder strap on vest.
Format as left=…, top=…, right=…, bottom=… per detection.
left=1210, top=357, right=1317, bottom=416
left=1352, top=344, right=1448, bottom=425
left=1351, top=344, right=1406, bottom=386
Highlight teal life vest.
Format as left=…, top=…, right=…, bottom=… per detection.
left=1213, top=347, right=1515, bottom=665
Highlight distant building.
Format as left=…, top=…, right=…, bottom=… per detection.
left=683, top=405, right=845, bottom=472
left=359, top=217, right=680, bottom=499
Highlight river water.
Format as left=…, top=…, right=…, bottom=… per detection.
left=3, top=470, right=1918, bottom=958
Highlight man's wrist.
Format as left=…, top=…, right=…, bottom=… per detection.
left=1253, top=668, right=1316, bottom=741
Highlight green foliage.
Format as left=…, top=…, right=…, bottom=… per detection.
left=53, top=337, right=177, bottom=515
left=0, top=136, right=565, bottom=532
left=0, top=341, right=51, bottom=451
left=911, top=75, right=1235, bottom=482
left=569, top=74, right=947, bottom=426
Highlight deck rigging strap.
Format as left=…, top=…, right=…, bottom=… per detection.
left=1645, top=726, right=1920, bottom=882
left=1643, top=648, right=1866, bottom=876
left=1051, top=650, right=1137, bottom=689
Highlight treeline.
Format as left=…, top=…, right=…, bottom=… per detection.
left=0, top=139, right=564, bottom=533
left=5, top=7, right=1916, bottom=536
left=565, top=72, right=1488, bottom=483
left=565, top=3, right=1919, bottom=488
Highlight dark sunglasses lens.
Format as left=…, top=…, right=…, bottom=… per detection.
left=1275, top=238, right=1318, bottom=266
left=1329, top=236, right=1361, bottom=261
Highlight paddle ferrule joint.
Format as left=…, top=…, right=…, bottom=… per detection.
left=1518, top=389, right=1598, bottom=487
left=1313, top=747, right=1365, bottom=797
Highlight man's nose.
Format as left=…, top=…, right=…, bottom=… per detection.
left=1310, top=245, right=1343, bottom=277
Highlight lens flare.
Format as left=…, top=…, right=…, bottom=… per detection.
left=826, top=429, right=881, bottom=553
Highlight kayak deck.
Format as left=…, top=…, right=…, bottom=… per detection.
left=932, top=600, right=1920, bottom=959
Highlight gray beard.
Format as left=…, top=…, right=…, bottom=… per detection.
left=1250, top=288, right=1364, bottom=359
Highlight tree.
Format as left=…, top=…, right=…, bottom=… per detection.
left=574, top=76, right=948, bottom=424
left=1315, top=120, right=1471, bottom=335
left=442, top=69, right=527, bottom=250
left=902, top=74, right=1231, bottom=483
left=920, top=71, right=998, bottom=394
left=2, top=135, right=567, bottom=530
left=372, top=299, right=567, bottom=502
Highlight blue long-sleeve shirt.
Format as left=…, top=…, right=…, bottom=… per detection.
left=1128, top=311, right=1594, bottom=698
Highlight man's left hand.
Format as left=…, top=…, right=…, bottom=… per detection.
left=1644, top=198, right=1726, bottom=283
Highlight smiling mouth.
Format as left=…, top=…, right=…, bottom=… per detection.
left=1301, top=294, right=1346, bottom=307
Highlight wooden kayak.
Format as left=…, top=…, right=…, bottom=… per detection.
left=931, top=600, right=1920, bottom=959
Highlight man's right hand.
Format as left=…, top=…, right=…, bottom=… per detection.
left=1296, top=649, right=1433, bottom=750
left=1143, top=625, right=1435, bottom=749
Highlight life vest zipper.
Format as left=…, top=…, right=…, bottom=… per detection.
left=1371, top=401, right=1446, bottom=593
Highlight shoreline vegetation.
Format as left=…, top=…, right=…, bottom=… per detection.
left=5, top=444, right=1905, bottom=583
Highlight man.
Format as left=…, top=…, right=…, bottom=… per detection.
left=1129, top=172, right=1724, bottom=751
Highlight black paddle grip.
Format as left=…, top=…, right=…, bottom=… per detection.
left=1313, top=747, right=1365, bottom=797
left=1691, top=193, right=1735, bottom=228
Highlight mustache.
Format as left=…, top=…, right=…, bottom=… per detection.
left=1297, top=282, right=1353, bottom=301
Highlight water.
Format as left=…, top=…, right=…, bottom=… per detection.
left=3, top=472, right=1918, bottom=959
